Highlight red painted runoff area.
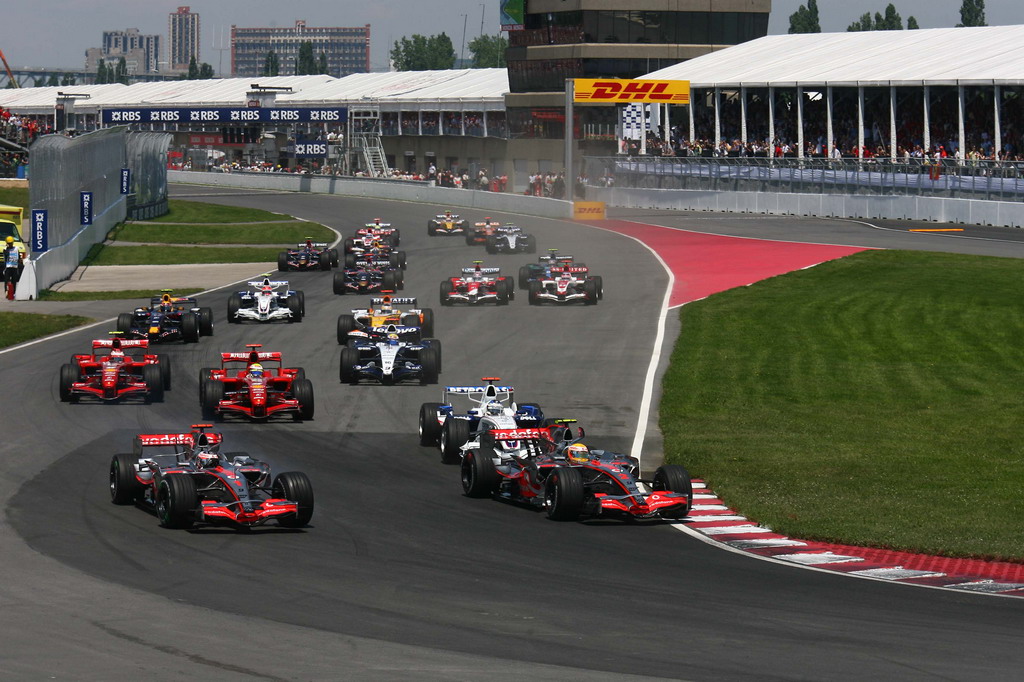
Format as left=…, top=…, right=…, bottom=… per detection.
left=589, top=220, right=870, bottom=307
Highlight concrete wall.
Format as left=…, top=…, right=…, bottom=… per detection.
left=586, top=186, right=1024, bottom=228
left=169, top=170, right=573, bottom=220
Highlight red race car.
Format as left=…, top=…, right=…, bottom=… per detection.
left=108, top=423, right=314, bottom=529
left=351, top=218, right=401, bottom=247
left=440, top=261, right=515, bottom=305
left=199, top=344, right=314, bottom=421
left=58, top=335, right=170, bottom=403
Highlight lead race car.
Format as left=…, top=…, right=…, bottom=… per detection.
left=200, top=344, right=314, bottom=421
left=459, top=427, right=693, bottom=522
left=278, top=238, right=338, bottom=271
left=108, top=423, right=314, bottom=529
left=117, top=291, right=214, bottom=343
left=227, top=276, right=304, bottom=324
left=439, top=261, right=514, bottom=306
left=339, top=325, right=440, bottom=386
left=59, top=334, right=170, bottom=403
left=417, top=377, right=544, bottom=463
left=427, top=209, right=467, bottom=236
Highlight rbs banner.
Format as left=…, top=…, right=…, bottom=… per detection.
left=102, top=107, right=348, bottom=125
left=573, top=79, right=690, bottom=105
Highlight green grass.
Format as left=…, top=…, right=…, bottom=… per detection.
left=0, top=312, right=90, bottom=348
left=660, top=249, right=1024, bottom=562
left=38, top=288, right=204, bottom=301
left=146, top=199, right=286, bottom=224
left=0, top=187, right=29, bottom=210
left=88, top=245, right=280, bottom=265
left=116, top=222, right=334, bottom=244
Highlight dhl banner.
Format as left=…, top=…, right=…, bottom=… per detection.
left=573, top=201, right=606, bottom=220
left=574, top=79, right=690, bottom=104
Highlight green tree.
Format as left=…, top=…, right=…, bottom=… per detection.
left=788, top=0, right=821, bottom=34
left=317, top=52, right=328, bottom=75
left=96, top=61, right=107, bottom=84
left=907, top=16, right=920, bottom=29
left=198, top=62, right=214, bottom=79
left=33, top=76, right=45, bottom=87
left=879, top=4, right=903, bottom=29
left=115, top=56, right=128, bottom=84
left=467, top=34, right=507, bottom=67
left=847, top=12, right=874, bottom=31
left=958, top=0, right=986, bottom=26
left=61, top=74, right=76, bottom=86
left=47, top=73, right=59, bottom=86
left=390, top=33, right=456, bottom=71
left=295, top=41, right=318, bottom=75
left=262, top=50, right=280, bottom=77
left=187, top=55, right=199, bottom=79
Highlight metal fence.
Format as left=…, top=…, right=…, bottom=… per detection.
left=126, top=132, right=171, bottom=220
left=584, top=156, right=1024, bottom=203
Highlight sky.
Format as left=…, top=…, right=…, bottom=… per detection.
left=2, top=0, right=1023, bottom=73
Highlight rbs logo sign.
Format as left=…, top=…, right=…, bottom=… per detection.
left=295, top=142, right=328, bottom=157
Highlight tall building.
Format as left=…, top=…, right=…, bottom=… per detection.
left=85, top=28, right=161, bottom=75
left=230, top=21, right=370, bottom=78
left=169, top=6, right=201, bottom=71
left=504, top=0, right=771, bottom=150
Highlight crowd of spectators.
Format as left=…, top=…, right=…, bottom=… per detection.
left=0, top=108, right=51, bottom=148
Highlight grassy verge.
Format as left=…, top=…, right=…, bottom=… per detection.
left=146, top=199, right=286, bottom=224
left=116, top=222, right=334, bottom=244
left=38, top=288, right=204, bottom=301
left=0, top=312, right=91, bottom=348
left=88, top=245, right=280, bottom=265
left=0, top=187, right=29, bottom=209
left=661, top=249, right=1024, bottom=562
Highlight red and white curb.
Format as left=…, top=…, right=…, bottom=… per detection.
left=675, top=480, right=1024, bottom=598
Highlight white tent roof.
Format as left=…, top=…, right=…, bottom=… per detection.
left=0, top=84, right=128, bottom=113
left=644, top=25, right=1024, bottom=88
left=280, top=68, right=509, bottom=111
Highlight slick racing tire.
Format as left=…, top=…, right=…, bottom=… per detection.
left=202, top=380, right=225, bottom=420
left=288, top=295, right=303, bottom=323
left=116, top=312, right=134, bottom=334
left=295, top=290, right=306, bottom=315
left=545, top=467, right=585, bottom=521
left=58, top=363, right=79, bottom=403
left=182, top=312, right=200, bottom=343
left=273, top=472, right=315, bottom=527
left=439, top=280, right=454, bottom=306
left=397, top=251, right=408, bottom=269
left=528, top=280, right=542, bottom=305
left=339, top=346, right=360, bottom=384
left=143, top=364, right=164, bottom=403
left=278, top=252, right=289, bottom=272
left=330, top=248, right=340, bottom=267
left=419, top=347, right=440, bottom=385
left=583, top=279, right=599, bottom=305
left=419, top=402, right=443, bottom=446
left=198, top=307, right=214, bottom=336
left=344, top=237, right=355, bottom=254
left=653, top=465, right=693, bottom=519
left=344, top=253, right=357, bottom=269
left=319, top=251, right=332, bottom=271
left=382, top=271, right=398, bottom=291
left=337, top=314, right=358, bottom=344
left=292, top=367, right=307, bottom=383
left=593, top=275, right=604, bottom=300
left=524, top=235, right=537, bottom=253
left=292, top=378, right=315, bottom=421
left=400, top=313, right=419, bottom=328
left=109, top=453, right=141, bottom=505
left=198, top=368, right=216, bottom=405
left=518, top=265, right=532, bottom=290
left=440, top=417, right=471, bottom=465
left=227, top=293, right=242, bottom=322
left=420, top=308, right=435, bottom=337
left=485, top=236, right=498, bottom=254
left=421, top=338, right=442, bottom=373
left=461, top=449, right=499, bottom=498
left=155, top=355, right=171, bottom=390
left=333, top=271, right=347, bottom=295
left=157, top=475, right=198, bottom=529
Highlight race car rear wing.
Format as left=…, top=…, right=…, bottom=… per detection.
left=221, top=351, right=283, bottom=363
left=461, top=267, right=501, bottom=275
left=92, top=338, right=150, bottom=350
left=296, top=242, right=329, bottom=248
left=363, top=223, right=393, bottom=228
left=444, top=385, right=515, bottom=404
left=370, top=297, right=416, bottom=306
left=367, top=324, right=419, bottom=335
left=247, top=280, right=289, bottom=288
left=134, top=431, right=224, bottom=448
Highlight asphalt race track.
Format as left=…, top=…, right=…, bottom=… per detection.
left=4, top=186, right=1024, bottom=681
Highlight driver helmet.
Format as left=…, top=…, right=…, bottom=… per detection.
left=387, top=332, right=400, bottom=345
left=373, top=217, right=382, bottom=224
left=380, top=296, right=392, bottom=313
left=485, top=400, right=503, bottom=416
left=566, top=443, right=590, bottom=463
left=444, top=210, right=452, bottom=217
left=248, top=362, right=264, bottom=379
left=109, top=347, right=125, bottom=359
left=4, top=236, right=13, bottom=245
left=194, top=434, right=220, bottom=468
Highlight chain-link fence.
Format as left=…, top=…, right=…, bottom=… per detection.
left=584, top=156, right=1024, bottom=203
left=126, top=132, right=171, bottom=220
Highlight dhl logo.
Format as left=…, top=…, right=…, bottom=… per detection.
left=573, top=202, right=606, bottom=220
left=574, top=79, right=690, bottom=104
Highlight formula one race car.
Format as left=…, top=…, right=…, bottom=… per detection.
left=417, top=377, right=544, bottom=463
left=336, top=294, right=435, bottom=343
left=117, top=291, right=214, bottom=343
left=460, top=427, right=692, bottom=522
left=343, top=239, right=407, bottom=270
left=108, top=423, right=314, bottom=529
left=58, top=334, right=170, bottom=403
left=227, top=276, right=305, bottom=324
left=339, top=325, right=440, bottom=385
left=199, top=344, right=314, bottom=421
left=427, top=210, right=467, bottom=235
left=527, top=264, right=602, bottom=306
left=484, top=224, right=537, bottom=255
left=350, top=218, right=401, bottom=248
left=332, top=257, right=404, bottom=295
left=278, top=238, right=339, bottom=271
left=464, top=217, right=502, bottom=245
left=439, top=261, right=514, bottom=306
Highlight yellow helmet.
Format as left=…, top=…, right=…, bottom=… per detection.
left=4, top=236, right=13, bottom=244
left=566, top=443, right=590, bottom=463
left=249, top=363, right=264, bottom=377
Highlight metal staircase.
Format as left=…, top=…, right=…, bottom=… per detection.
left=347, top=106, right=391, bottom=178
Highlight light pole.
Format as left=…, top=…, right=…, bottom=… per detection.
left=460, top=14, right=468, bottom=66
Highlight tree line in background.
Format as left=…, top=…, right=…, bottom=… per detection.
left=790, top=0, right=986, bottom=33
left=261, top=42, right=331, bottom=77
left=389, top=33, right=507, bottom=71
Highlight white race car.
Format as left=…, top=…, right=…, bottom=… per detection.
left=227, top=277, right=305, bottom=323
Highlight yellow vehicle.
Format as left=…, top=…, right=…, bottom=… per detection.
left=0, top=204, right=26, bottom=257
left=335, top=294, right=436, bottom=344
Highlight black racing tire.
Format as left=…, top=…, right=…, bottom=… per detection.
left=418, top=347, right=439, bottom=385
left=400, top=313, right=419, bottom=328
left=143, top=364, right=164, bottom=403
left=157, top=475, right=198, bottom=529
left=485, top=236, right=498, bottom=254
left=296, top=290, right=306, bottom=315
left=420, top=308, right=435, bottom=337
left=227, top=293, right=242, bottom=322
left=109, top=453, right=141, bottom=505
left=528, top=280, right=542, bottom=306
left=333, top=271, right=347, bottom=295
left=382, top=271, right=397, bottom=291
left=439, top=280, right=454, bottom=305
left=343, top=237, right=356, bottom=254
left=593, top=275, right=604, bottom=300
left=319, top=251, right=331, bottom=271
left=292, top=367, right=307, bottom=383
left=339, top=346, right=360, bottom=384
left=397, top=250, right=407, bottom=269
left=330, top=248, right=339, bottom=267
left=653, top=465, right=693, bottom=519
left=524, top=234, right=537, bottom=253
left=337, top=313, right=358, bottom=344
left=583, top=279, right=599, bottom=305
left=391, top=229, right=401, bottom=246
left=181, top=312, right=200, bottom=343
left=59, top=362, right=78, bottom=403
left=292, top=378, right=315, bottom=421
left=465, top=231, right=477, bottom=246
left=344, top=253, right=357, bottom=269
left=440, top=417, right=471, bottom=465
left=198, top=307, right=214, bottom=336
left=418, top=402, right=443, bottom=446
left=461, top=449, right=499, bottom=498
left=277, top=252, right=289, bottom=272
left=198, top=367, right=216, bottom=405
left=427, top=222, right=438, bottom=235
left=202, top=380, right=225, bottom=420
left=518, top=265, right=532, bottom=290
left=288, top=295, right=303, bottom=323
left=155, top=354, right=171, bottom=390
left=421, top=338, right=442, bottom=373
left=545, top=466, right=585, bottom=521
left=388, top=253, right=400, bottom=269
left=395, top=267, right=405, bottom=290
left=116, top=312, right=134, bottom=334
left=273, top=472, right=315, bottom=527
left=495, top=281, right=509, bottom=306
